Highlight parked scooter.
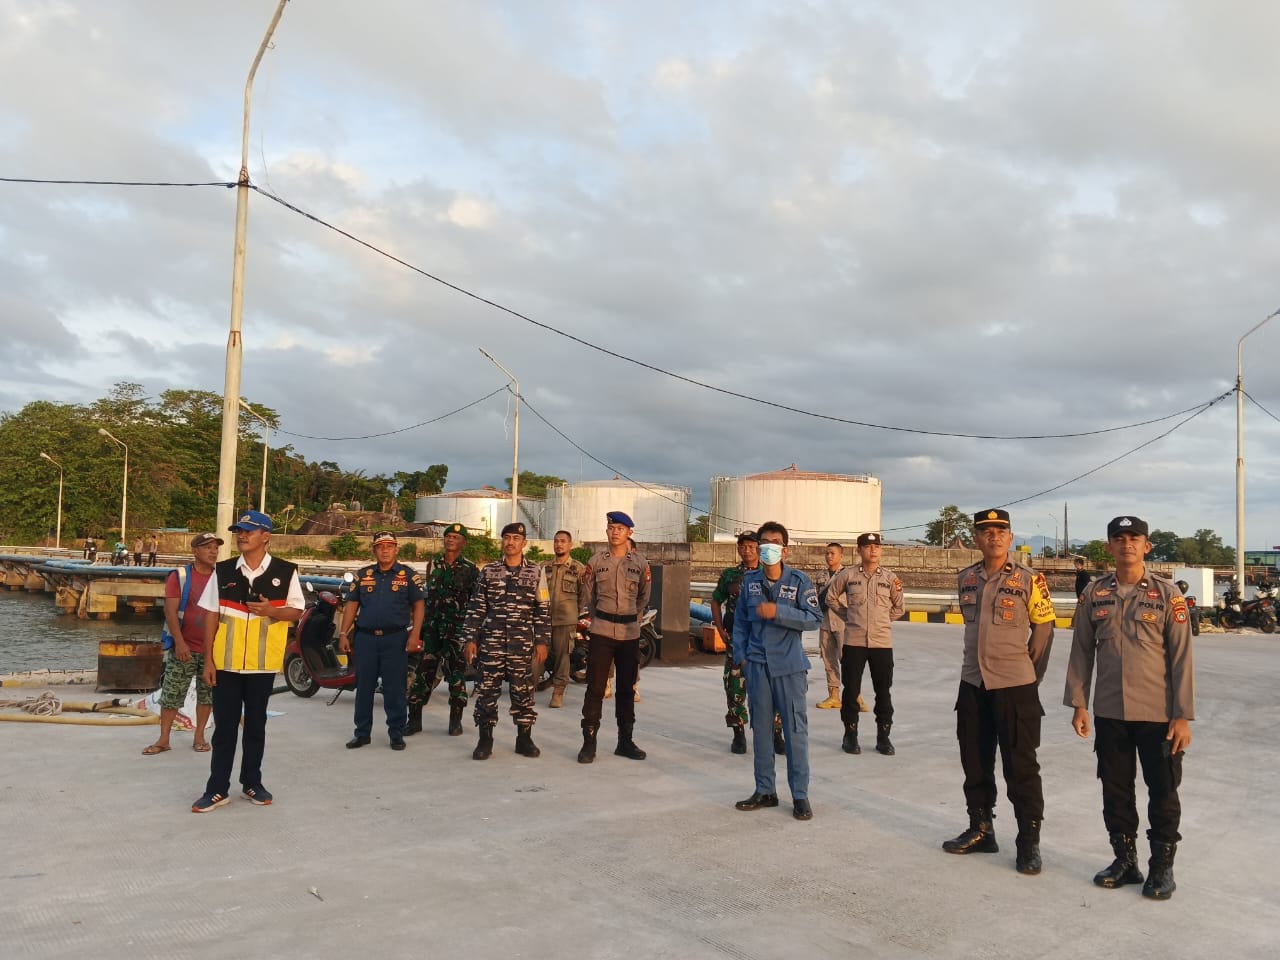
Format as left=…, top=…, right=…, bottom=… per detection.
left=1218, top=577, right=1277, bottom=633
left=283, top=575, right=356, bottom=702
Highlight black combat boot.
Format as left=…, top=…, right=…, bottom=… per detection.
left=615, top=722, right=647, bottom=760
left=578, top=724, right=598, bottom=764
left=875, top=722, right=895, bottom=756
left=404, top=704, right=423, bottom=737
left=730, top=725, right=747, bottom=754
left=515, top=724, right=540, bottom=758
left=842, top=719, right=861, bottom=755
left=472, top=724, right=494, bottom=761
left=773, top=722, right=786, bottom=755
left=942, top=808, right=999, bottom=854
left=448, top=703, right=464, bottom=737
left=1015, top=819, right=1042, bottom=875
left=1142, top=839, right=1178, bottom=900
left=1094, top=833, right=1144, bottom=889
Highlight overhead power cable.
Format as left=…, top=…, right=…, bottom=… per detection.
left=1243, top=389, right=1280, bottom=425
left=248, top=186, right=1219, bottom=442
left=272, top=385, right=506, bottom=441
left=0, top=176, right=236, bottom=188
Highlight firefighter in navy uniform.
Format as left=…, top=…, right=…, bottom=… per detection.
left=461, top=522, right=551, bottom=760
left=1064, top=516, right=1194, bottom=901
left=578, top=511, right=651, bottom=764
left=942, top=508, right=1056, bottom=875
left=337, top=532, right=425, bottom=750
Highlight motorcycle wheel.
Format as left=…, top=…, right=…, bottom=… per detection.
left=637, top=630, right=656, bottom=669
left=284, top=654, right=319, bottom=698
left=1260, top=613, right=1277, bottom=634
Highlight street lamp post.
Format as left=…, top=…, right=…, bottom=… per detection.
left=214, top=0, right=290, bottom=559
left=1236, top=307, right=1280, bottom=587
left=39, top=452, right=64, bottom=548
left=98, top=428, right=128, bottom=543
left=479, top=348, right=520, bottom=524
left=238, top=398, right=270, bottom=513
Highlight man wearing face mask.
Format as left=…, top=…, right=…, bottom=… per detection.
left=732, top=521, right=823, bottom=821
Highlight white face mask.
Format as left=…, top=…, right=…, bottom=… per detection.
left=759, top=543, right=783, bottom=566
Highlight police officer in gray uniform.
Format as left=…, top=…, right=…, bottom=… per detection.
left=943, top=508, right=1057, bottom=875
left=578, top=511, right=651, bottom=764
left=1064, top=515, right=1194, bottom=900
left=825, top=532, right=905, bottom=756
left=461, top=522, right=551, bottom=760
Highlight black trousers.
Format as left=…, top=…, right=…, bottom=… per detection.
left=581, top=634, right=638, bottom=730
left=954, top=680, right=1044, bottom=822
left=839, top=646, right=894, bottom=726
left=205, top=670, right=274, bottom=796
left=1094, top=716, right=1183, bottom=843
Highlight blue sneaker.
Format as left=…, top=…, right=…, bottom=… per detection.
left=242, top=784, right=273, bottom=805
left=191, top=792, right=231, bottom=813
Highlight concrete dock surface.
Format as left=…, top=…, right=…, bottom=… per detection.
left=1, top=622, right=1275, bottom=959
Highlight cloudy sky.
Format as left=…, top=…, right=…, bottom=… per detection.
left=3, top=0, right=1279, bottom=548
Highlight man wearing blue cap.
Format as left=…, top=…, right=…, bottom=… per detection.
left=578, top=511, right=651, bottom=763
left=191, top=510, right=304, bottom=813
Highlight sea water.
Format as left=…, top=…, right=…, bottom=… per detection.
left=0, top=589, right=155, bottom=672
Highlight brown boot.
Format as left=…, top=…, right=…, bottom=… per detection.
left=549, top=684, right=566, bottom=709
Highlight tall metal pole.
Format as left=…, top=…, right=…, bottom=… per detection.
left=39, top=452, right=64, bottom=548
left=1046, top=514, right=1058, bottom=558
left=1236, top=308, right=1280, bottom=587
left=98, top=428, right=128, bottom=543
left=214, top=0, right=290, bottom=557
left=479, top=348, right=520, bottom=524
left=238, top=398, right=270, bottom=513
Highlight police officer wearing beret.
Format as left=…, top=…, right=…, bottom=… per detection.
left=461, top=522, right=551, bottom=760
left=338, top=532, right=426, bottom=750
left=825, top=532, right=905, bottom=756
left=578, top=511, right=651, bottom=764
left=943, top=508, right=1056, bottom=874
left=1064, top=516, right=1194, bottom=900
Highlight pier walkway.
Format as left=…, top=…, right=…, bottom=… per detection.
left=1, top=622, right=1272, bottom=959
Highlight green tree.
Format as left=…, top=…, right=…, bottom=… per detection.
left=687, top=514, right=710, bottom=542
left=1082, top=539, right=1113, bottom=564
left=503, top=471, right=566, bottom=501
left=392, top=465, right=449, bottom=521
left=924, top=505, right=974, bottom=547
left=1148, top=529, right=1180, bottom=562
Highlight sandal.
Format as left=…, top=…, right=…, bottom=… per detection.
left=193, top=740, right=211, bottom=753
left=141, top=743, right=171, bottom=756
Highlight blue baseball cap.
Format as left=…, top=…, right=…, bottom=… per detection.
left=606, top=511, right=634, bottom=528
left=229, top=509, right=274, bottom=533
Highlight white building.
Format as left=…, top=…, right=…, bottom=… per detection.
left=709, top=465, right=882, bottom=543
left=544, top=479, right=690, bottom=543
left=414, top=488, right=544, bottom=538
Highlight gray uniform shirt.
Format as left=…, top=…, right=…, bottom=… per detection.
left=1063, top=571, right=1195, bottom=722
left=827, top=565, right=905, bottom=648
left=814, top=566, right=846, bottom=634
left=957, top=558, right=1056, bottom=689
left=583, top=546, right=651, bottom=641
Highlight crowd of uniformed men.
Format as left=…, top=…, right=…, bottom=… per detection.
left=166, top=503, right=1193, bottom=901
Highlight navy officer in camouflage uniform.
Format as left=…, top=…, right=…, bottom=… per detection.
left=578, top=511, right=651, bottom=764
left=407, top=521, right=478, bottom=737
left=461, top=521, right=551, bottom=760
left=338, top=532, right=425, bottom=751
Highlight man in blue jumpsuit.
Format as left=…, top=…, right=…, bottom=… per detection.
left=338, top=532, right=426, bottom=751
left=732, top=521, right=823, bottom=820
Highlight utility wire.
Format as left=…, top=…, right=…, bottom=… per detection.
left=248, top=185, right=1220, bottom=442
left=0, top=176, right=236, bottom=188
left=273, top=386, right=506, bottom=441
left=1243, top=389, right=1280, bottom=425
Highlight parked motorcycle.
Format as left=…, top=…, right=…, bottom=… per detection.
left=283, top=575, right=357, bottom=702
left=1175, top=581, right=1201, bottom=637
left=541, top=607, right=659, bottom=689
left=1218, top=578, right=1277, bottom=633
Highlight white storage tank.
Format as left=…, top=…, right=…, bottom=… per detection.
left=709, top=465, right=881, bottom=543
left=414, top=487, right=544, bottom=538
left=544, top=479, right=690, bottom=543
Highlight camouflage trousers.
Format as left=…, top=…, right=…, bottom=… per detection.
left=723, top=651, right=780, bottom=732
left=407, top=633, right=467, bottom=708
left=472, top=640, right=537, bottom=728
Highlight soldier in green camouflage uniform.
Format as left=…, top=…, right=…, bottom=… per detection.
left=711, top=532, right=783, bottom=756
left=406, top=522, right=479, bottom=737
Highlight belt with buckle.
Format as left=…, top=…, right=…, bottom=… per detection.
left=593, top=610, right=638, bottom=625
left=357, top=625, right=409, bottom=636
